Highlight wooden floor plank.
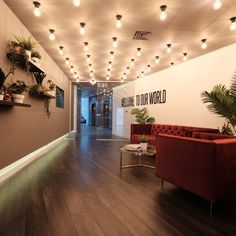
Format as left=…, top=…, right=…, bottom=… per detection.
left=0, top=126, right=236, bottom=235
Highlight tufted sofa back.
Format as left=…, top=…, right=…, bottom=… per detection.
left=151, top=124, right=188, bottom=137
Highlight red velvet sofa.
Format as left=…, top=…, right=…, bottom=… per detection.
left=130, top=123, right=218, bottom=145
left=155, top=132, right=236, bottom=204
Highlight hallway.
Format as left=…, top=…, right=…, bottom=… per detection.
left=0, top=126, right=236, bottom=235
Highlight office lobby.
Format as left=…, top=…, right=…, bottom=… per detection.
left=0, top=0, right=236, bottom=235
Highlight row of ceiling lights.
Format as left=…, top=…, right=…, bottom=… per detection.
left=32, top=0, right=235, bottom=84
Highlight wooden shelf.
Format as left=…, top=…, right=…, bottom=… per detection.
left=0, top=100, right=31, bottom=107
left=29, top=91, right=55, bottom=99
left=6, top=53, right=45, bottom=74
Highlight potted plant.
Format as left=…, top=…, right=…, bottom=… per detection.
left=31, top=50, right=42, bottom=64
left=29, top=72, right=47, bottom=97
left=139, top=135, right=149, bottom=151
left=8, top=80, right=28, bottom=103
left=0, top=65, right=16, bottom=100
left=131, top=107, right=155, bottom=124
left=14, top=36, right=38, bottom=59
left=201, top=73, right=236, bottom=134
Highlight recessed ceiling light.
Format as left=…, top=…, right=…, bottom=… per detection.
left=155, top=56, right=160, bottom=64
left=116, top=15, right=122, bottom=28
left=137, top=48, right=142, bottom=57
left=201, top=39, right=207, bottom=49
left=59, top=46, right=64, bottom=55
left=73, top=0, right=80, bottom=7
left=213, top=0, right=222, bottom=10
left=131, top=59, right=135, bottom=66
left=33, top=1, right=41, bottom=17
left=230, top=17, right=236, bottom=31
left=183, top=53, right=188, bottom=61
left=80, top=22, right=86, bottom=35
left=112, top=37, right=118, bottom=47
left=49, top=29, right=55, bottom=41
left=160, top=5, right=167, bottom=21
left=166, top=44, right=172, bottom=53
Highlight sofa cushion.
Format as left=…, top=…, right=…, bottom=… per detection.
left=151, top=124, right=187, bottom=136
left=192, top=132, right=235, bottom=140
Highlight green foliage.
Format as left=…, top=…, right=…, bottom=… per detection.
left=33, top=72, right=47, bottom=85
left=139, top=135, right=149, bottom=143
left=8, top=80, right=28, bottom=94
left=15, top=36, right=38, bottom=51
left=29, top=84, right=46, bottom=96
left=219, top=122, right=234, bottom=135
left=0, top=65, right=16, bottom=90
left=131, top=107, right=155, bottom=124
left=201, top=74, right=236, bottom=134
left=31, top=50, right=42, bottom=59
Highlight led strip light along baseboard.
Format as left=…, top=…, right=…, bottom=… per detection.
left=0, top=133, right=70, bottom=184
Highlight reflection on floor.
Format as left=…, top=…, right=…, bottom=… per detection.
left=0, top=126, right=236, bottom=235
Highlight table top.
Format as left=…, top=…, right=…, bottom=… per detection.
left=119, top=145, right=156, bottom=157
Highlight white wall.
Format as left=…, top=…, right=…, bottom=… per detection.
left=113, top=42, right=236, bottom=138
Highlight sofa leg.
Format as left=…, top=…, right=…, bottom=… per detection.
left=161, top=179, right=164, bottom=189
left=210, top=201, right=214, bottom=216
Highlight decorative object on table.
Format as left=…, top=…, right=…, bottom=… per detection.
left=124, top=144, right=141, bottom=151
left=131, top=107, right=155, bottom=124
left=139, top=135, right=149, bottom=151
left=31, top=50, right=42, bottom=65
left=7, top=80, right=28, bottom=103
left=201, top=73, right=236, bottom=134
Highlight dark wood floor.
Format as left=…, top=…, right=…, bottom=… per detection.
left=0, top=126, right=236, bottom=236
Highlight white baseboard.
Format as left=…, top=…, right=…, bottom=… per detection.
left=0, top=133, right=70, bottom=184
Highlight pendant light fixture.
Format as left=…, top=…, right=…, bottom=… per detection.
left=116, top=15, right=122, bottom=28
left=59, top=46, right=64, bottom=55
left=84, top=42, right=88, bottom=51
left=131, top=59, right=135, bottom=66
left=160, top=5, right=167, bottom=21
left=73, top=72, right=77, bottom=79
left=73, top=0, right=80, bottom=7
left=86, top=54, right=90, bottom=62
left=126, top=67, right=130, bottom=74
left=80, top=23, right=86, bottom=35
left=90, top=70, right=93, bottom=77
left=155, top=56, right=160, bottom=64
left=166, top=44, right=172, bottom=53
left=137, top=48, right=142, bottom=57
left=108, top=61, right=112, bottom=68
left=201, top=39, right=207, bottom=49
left=147, top=65, right=151, bottom=72
left=65, top=57, right=70, bottom=65
left=170, top=62, right=174, bottom=68
left=230, top=17, right=236, bottom=31
left=213, top=0, right=222, bottom=10
left=110, top=51, right=114, bottom=59
left=106, top=75, right=110, bottom=80
left=183, top=53, right=188, bottom=61
left=70, top=66, right=74, bottom=73
left=112, top=37, right=118, bottom=47
left=49, top=29, right=55, bottom=41
left=33, top=1, right=41, bottom=17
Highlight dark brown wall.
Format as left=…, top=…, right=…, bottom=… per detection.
left=0, top=1, right=71, bottom=169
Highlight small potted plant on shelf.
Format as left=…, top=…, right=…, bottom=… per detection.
left=139, top=135, right=149, bottom=151
left=8, top=80, right=28, bottom=103
left=29, top=72, right=47, bottom=97
left=14, top=36, right=38, bottom=59
left=31, top=50, right=42, bottom=65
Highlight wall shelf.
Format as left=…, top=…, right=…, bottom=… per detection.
left=0, top=100, right=31, bottom=107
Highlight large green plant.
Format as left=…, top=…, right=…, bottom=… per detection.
left=131, top=107, right=155, bottom=124
left=201, top=74, right=236, bottom=134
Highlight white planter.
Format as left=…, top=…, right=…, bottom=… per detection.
left=13, top=94, right=25, bottom=103
left=25, top=50, right=31, bottom=59
left=140, top=142, right=148, bottom=151
left=0, top=94, right=4, bottom=101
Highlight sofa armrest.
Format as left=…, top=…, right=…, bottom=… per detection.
left=156, top=134, right=217, bottom=201
left=214, top=138, right=236, bottom=200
